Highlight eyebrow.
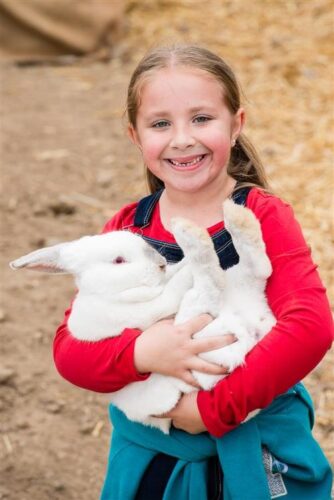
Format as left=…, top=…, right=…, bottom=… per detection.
left=143, top=111, right=170, bottom=119
left=143, top=105, right=216, bottom=119
left=188, top=106, right=215, bottom=113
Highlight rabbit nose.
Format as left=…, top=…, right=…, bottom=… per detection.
left=155, top=253, right=167, bottom=269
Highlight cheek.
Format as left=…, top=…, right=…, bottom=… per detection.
left=142, top=264, right=163, bottom=285
left=141, top=135, right=166, bottom=162
left=208, top=133, right=231, bottom=159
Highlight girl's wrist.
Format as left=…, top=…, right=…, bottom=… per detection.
left=133, top=335, right=150, bottom=374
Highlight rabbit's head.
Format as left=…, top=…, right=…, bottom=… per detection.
left=10, top=231, right=167, bottom=294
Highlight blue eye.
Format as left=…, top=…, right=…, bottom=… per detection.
left=152, top=120, right=169, bottom=128
left=194, top=115, right=211, bottom=123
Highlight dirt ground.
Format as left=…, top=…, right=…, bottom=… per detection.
left=1, top=1, right=333, bottom=499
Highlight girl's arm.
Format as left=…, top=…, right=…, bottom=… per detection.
left=53, top=306, right=233, bottom=392
left=53, top=307, right=149, bottom=392
left=196, top=190, right=334, bottom=437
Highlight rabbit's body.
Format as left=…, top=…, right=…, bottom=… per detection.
left=10, top=199, right=275, bottom=434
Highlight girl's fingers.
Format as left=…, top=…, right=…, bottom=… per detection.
left=179, top=370, right=202, bottom=388
left=192, top=334, right=237, bottom=354
left=181, top=314, right=213, bottom=334
left=189, top=357, right=229, bottom=375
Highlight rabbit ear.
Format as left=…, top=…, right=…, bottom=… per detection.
left=9, top=244, right=70, bottom=274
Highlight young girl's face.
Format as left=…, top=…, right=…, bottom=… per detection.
left=129, top=66, right=244, bottom=196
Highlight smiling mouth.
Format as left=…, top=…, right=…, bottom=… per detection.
left=167, top=154, right=206, bottom=168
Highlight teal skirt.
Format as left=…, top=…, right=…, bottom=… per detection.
left=101, top=383, right=332, bottom=500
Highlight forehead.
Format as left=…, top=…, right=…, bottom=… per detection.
left=137, top=66, right=226, bottom=114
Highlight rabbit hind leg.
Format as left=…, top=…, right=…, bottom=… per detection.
left=223, top=200, right=271, bottom=279
left=171, top=217, right=218, bottom=265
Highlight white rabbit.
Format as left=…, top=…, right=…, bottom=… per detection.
left=10, top=199, right=275, bottom=433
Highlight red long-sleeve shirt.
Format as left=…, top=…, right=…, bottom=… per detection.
left=53, top=188, right=333, bottom=437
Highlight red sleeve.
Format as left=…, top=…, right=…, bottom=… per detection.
left=53, top=203, right=150, bottom=393
left=197, top=189, right=334, bottom=437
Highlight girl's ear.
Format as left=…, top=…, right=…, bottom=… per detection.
left=232, top=107, right=245, bottom=142
left=9, top=244, right=70, bottom=274
left=127, top=124, right=142, bottom=150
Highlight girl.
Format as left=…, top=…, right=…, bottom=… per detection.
left=54, top=45, right=333, bottom=499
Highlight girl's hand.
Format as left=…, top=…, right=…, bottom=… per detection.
left=162, top=392, right=206, bottom=434
left=134, top=314, right=235, bottom=387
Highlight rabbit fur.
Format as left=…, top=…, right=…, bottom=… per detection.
left=10, top=199, right=275, bottom=433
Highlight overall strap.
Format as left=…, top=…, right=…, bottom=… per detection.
left=133, top=187, right=251, bottom=270
left=133, top=189, right=163, bottom=227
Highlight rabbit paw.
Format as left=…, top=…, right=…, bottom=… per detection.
left=171, top=217, right=212, bottom=251
left=223, top=199, right=262, bottom=247
left=171, top=217, right=217, bottom=267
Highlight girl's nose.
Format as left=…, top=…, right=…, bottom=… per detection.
left=170, top=127, right=196, bottom=150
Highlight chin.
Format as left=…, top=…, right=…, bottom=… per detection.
left=170, top=180, right=212, bottom=194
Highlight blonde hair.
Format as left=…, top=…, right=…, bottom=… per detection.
left=127, top=44, right=270, bottom=193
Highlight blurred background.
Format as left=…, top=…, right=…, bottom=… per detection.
left=1, top=1, right=333, bottom=498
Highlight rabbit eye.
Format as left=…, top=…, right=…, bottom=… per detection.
left=113, top=256, right=126, bottom=264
